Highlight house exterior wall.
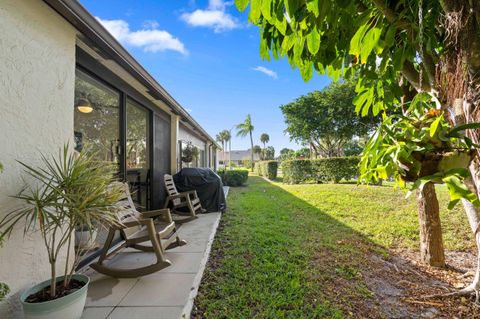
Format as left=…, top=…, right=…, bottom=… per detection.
left=178, top=123, right=209, bottom=169
left=178, top=123, right=206, bottom=150
left=0, top=0, right=76, bottom=317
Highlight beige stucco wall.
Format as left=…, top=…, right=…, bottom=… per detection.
left=178, top=124, right=207, bottom=150
left=0, top=0, right=76, bottom=317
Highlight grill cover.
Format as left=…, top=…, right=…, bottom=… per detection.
left=173, top=168, right=226, bottom=213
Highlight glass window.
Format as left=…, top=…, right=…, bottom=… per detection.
left=126, top=99, right=149, bottom=169
left=126, top=99, right=150, bottom=209
left=74, top=70, right=120, bottom=166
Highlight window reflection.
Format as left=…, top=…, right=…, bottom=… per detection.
left=126, top=99, right=150, bottom=209
left=74, top=70, right=120, bottom=165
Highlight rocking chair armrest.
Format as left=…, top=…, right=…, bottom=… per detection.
left=141, top=209, right=173, bottom=222
left=166, top=193, right=189, bottom=201
left=121, top=218, right=153, bottom=228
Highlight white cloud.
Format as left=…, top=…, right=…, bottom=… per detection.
left=142, top=20, right=160, bottom=29
left=97, top=17, right=187, bottom=55
left=252, top=66, right=278, bottom=79
left=181, top=0, right=239, bottom=32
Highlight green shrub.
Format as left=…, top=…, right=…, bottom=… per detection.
left=218, top=169, right=249, bottom=186
left=282, top=160, right=312, bottom=184
left=283, top=157, right=360, bottom=184
left=254, top=161, right=278, bottom=180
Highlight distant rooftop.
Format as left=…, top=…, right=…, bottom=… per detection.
left=219, top=150, right=261, bottom=161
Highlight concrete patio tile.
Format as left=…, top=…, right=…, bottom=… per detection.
left=107, top=306, right=183, bottom=319
left=119, top=273, right=195, bottom=307
left=178, top=213, right=219, bottom=239
left=82, top=211, right=222, bottom=318
left=81, top=307, right=113, bottom=319
left=180, top=213, right=219, bottom=229
left=108, top=251, right=156, bottom=269
left=162, top=252, right=204, bottom=273
left=86, top=275, right=138, bottom=307
left=168, top=238, right=209, bottom=253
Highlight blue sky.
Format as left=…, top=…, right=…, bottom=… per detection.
left=79, top=0, right=331, bottom=153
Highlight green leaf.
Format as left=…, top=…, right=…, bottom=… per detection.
left=281, top=34, right=296, bottom=53
left=360, top=26, right=381, bottom=63
left=276, top=18, right=287, bottom=36
left=306, top=0, right=320, bottom=17
left=261, top=0, right=272, bottom=21
left=443, top=175, right=480, bottom=209
left=376, top=81, right=384, bottom=98
left=301, top=62, right=313, bottom=81
left=249, top=0, right=262, bottom=22
left=372, top=101, right=382, bottom=116
left=429, top=115, right=442, bottom=138
left=448, top=123, right=480, bottom=137
left=306, top=27, right=320, bottom=55
left=285, top=0, right=300, bottom=17
left=350, top=23, right=368, bottom=57
left=260, top=36, right=270, bottom=60
left=235, top=0, right=250, bottom=12
left=384, top=24, right=396, bottom=48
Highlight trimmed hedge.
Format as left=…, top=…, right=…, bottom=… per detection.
left=218, top=169, right=249, bottom=187
left=283, top=157, right=360, bottom=184
left=254, top=161, right=278, bottom=180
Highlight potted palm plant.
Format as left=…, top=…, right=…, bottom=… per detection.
left=0, top=145, right=124, bottom=319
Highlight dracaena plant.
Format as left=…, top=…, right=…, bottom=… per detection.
left=360, top=93, right=480, bottom=209
left=0, top=145, right=124, bottom=299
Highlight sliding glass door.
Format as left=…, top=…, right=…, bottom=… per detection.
left=126, top=99, right=150, bottom=209
left=74, top=69, right=120, bottom=167
left=74, top=69, right=152, bottom=210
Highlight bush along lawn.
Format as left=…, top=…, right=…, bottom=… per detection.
left=193, top=176, right=479, bottom=318
left=218, top=169, right=249, bottom=186
left=282, top=157, right=360, bottom=184
left=254, top=160, right=279, bottom=180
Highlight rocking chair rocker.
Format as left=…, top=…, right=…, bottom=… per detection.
left=90, top=182, right=186, bottom=278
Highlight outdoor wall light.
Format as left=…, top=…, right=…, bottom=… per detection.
left=76, top=98, right=93, bottom=113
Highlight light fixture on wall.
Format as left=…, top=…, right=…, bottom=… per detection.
left=76, top=98, right=93, bottom=113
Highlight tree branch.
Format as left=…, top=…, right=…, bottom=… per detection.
left=402, top=60, right=432, bottom=92
left=371, top=0, right=436, bottom=91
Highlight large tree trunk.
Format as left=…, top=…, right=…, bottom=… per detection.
left=417, top=182, right=446, bottom=267
left=458, top=161, right=480, bottom=298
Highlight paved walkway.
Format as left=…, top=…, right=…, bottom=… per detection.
left=80, top=212, right=221, bottom=319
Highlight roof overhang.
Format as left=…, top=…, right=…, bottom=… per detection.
left=42, top=0, right=220, bottom=148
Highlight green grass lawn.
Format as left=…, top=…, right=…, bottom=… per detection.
left=194, top=175, right=475, bottom=318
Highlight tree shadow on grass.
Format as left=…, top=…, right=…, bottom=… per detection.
left=193, top=176, right=479, bottom=319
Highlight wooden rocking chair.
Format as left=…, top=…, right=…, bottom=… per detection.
left=163, top=174, right=206, bottom=219
left=90, top=182, right=186, bottom=278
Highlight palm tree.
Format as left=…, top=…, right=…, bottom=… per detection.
left=260, top=133, right=270, bottom=160
left=216, top=132, right=226, bottom=166
left=253, top=145, right=262, bottom=161
left=236, top=114, right=255, bottom=171
left=222, top=130, right=232, bottom=170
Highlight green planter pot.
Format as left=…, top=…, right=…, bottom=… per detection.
left=20, top=274, right=90, bottom=319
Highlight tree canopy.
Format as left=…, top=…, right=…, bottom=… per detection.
left=235, top=0, right=480, bottom=117
left=281, top=79, right=378, bottom=157
left=236, top=0, right=480, bottom=293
